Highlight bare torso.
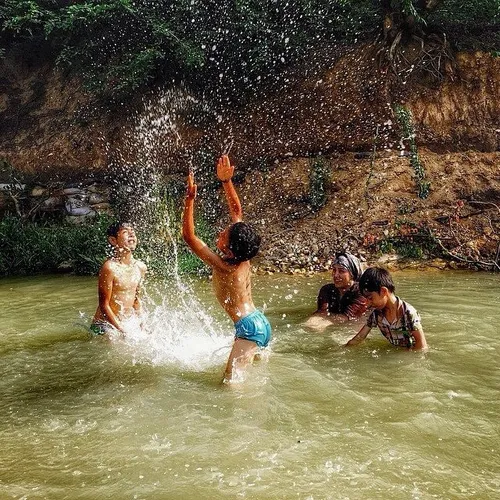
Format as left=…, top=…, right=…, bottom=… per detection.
left=93, top=259, right=144, bottom=322
left=212, top=260, right=256, bottom=323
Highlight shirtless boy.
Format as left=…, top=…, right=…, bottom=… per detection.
left=91, top=222, right=147, bottom=337
left=345, top=267, right=427, bottom=350
left=182, top=155, right=271, bottom=382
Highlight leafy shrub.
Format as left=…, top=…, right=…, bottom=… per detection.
left=0, top=0, right=379, bottom=99
left=308, top=157, right=329, bottom=212
left=0, top=206, right=214, bottom=277
left=394, top=104, right=430, bottom=199
left=0, top=214, right=112, bottom=275
left=2, top=1, right=497, bottom=100
left=377, top=220, right=438, bottom=259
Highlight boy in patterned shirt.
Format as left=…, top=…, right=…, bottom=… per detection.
left=345, top=267, right=427, bottom=350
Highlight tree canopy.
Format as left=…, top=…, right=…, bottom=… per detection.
left=1, top=0, right=498, bottom=99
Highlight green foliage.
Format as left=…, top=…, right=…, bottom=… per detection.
left=377, top=219, right=438, bottom=259
left=430, top=0, right=499, bottom=24
left=394, top=104, right=430, bottom=199
left=0, top=204, right=213, bottom=277
left=0, top=0, right=380, bottom=98
left=426, top=0, right=500, bottom=51
left=0, top=214, right=113, bottom=276
left=398, top=0, right=426, bottom=25
left=0, top=0, right=50, bottom=36
left=308, top=157, right=329, bottom=212
left=2, top=1, right=497, bottom=99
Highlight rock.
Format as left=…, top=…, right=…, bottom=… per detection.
left=63, top=187, right=83, bottom=195
left=90, top=202, right=111, bottom=210
left=57, top=261, right=74, bottom=272
left=428, top=258, right=448, bottom=270
left=0, top=183, right=26, bottom=191
left=65, top=196, right=92, bottom=216
left=354, top=152, right=371, bottom=159
left=372, top=220, right=389, bottom=227
left=31, top=186, right=46, bottom=197
left=376, top=253, right=398, bottom=264
left=89, top=193, right=108, bottom=205
left=87, top=184, right=106, bottom=193
left=42, top=196, right=64, bottom=210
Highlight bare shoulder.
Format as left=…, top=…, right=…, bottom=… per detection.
left=100, top=258, right=116, bottom=273
left=212, top=260, right=236, bottom=278
left=98, top=259, right=117, bottom=283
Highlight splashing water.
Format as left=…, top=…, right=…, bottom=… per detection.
left=114, top=300, right=232, bottom=371
left=105, top=87, right=233, bottom=373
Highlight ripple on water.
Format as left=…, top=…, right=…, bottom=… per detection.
left=0, top=271, right=499, bottom=498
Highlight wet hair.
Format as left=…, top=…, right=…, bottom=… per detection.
left=228, top=222, right=261, bottom=263
left=359, top=267, right=395, bottom=294
left=107, top=221, right=134, bottom=238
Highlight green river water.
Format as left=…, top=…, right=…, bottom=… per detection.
left=0, top=271, right=499, bottom=499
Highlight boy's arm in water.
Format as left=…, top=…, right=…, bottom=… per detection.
left=305, top=291, right=367, bottom=331
left=97, top=261, right=125, bottom=333
left=216, top=155, right=242, bottom=223
left=410, top=326, right=428, bottom=350
left=345, top=324, right=371, bottom=346
left=303, top=312, right=350, bottom=331
left=182, top=172, right=233, bottom=272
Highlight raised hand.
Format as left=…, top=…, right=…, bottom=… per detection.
left=186, top=172, right=197, bottom=199
left=216, top=154, right=234, bottom=183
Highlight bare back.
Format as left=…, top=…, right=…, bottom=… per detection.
left=212, top=260, right=256, bottom=323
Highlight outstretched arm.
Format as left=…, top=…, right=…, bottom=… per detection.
left=217, top=155, right=242, bottom=222
left=182, top=173, right=232, bottom=271
left=345, top=325, right=371, bottom=346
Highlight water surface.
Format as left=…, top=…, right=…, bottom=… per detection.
left=0, top=271, right=499, bottom=499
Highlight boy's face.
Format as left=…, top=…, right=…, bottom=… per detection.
left=332, top=264, right=352, bottom=289
left=109, top=225, right=138, bottom=252
left=362, top=287, right=389, bottom=310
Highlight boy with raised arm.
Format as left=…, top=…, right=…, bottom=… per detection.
left=91, top=222, right=147, bottom=337
left=346, top=267, right=427, bottom=350
left=182, top=155, right=271, bottom=383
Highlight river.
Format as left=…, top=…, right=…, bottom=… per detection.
left=0, top=271, right=499, bottom=498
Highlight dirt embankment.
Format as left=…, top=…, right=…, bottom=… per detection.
left=0, top=45, right=499, bottom=270
left=237, top=149, right=499, bottom=272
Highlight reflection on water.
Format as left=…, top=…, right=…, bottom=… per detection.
left=0, top=271, right=499, bottom=499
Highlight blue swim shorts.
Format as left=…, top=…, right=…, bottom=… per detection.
left=234, top=310, right=272, bottom=348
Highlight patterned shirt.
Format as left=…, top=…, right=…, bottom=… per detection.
left=317, top=283, right=368, bottom=319
left=366, top=297, right=421, bottom=348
